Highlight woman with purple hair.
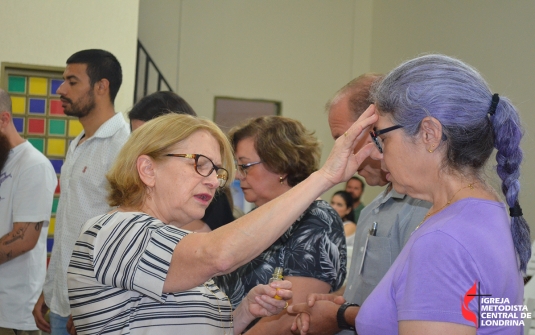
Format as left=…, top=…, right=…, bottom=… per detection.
left=352, top=54, right=528, bottom=334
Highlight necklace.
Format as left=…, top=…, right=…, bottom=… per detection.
left=415, top=183, right=474, bottom=231
left=203, top=282, right=234, bottom=334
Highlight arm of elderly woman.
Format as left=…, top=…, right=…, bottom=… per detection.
left=163, top=106, right=378, bottom=293
left=233, top=280, right=293, bottom=335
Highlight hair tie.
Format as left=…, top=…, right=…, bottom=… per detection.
left=488, top=93, right=499, bottom=116
left=509, top=203, right=523, bottom=217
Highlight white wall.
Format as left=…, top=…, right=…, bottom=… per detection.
left=137, top=0, right=181, bottom=91
left=176, top=0, right=373, bottom=201
left=0, top=0, right=140, bottom=114
left=137, top=0, right=535, bottom=229
left=369, top=0, right=535, bottom=232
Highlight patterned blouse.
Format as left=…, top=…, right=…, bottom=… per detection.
left=215, top=200, right=347, bottom=309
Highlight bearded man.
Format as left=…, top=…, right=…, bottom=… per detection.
left=0, top=88, right=57, bottom=335
left=32, top=49, right=129, bottom=335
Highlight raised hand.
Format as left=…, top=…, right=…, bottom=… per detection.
left=318, top=105, right=378, bottom=186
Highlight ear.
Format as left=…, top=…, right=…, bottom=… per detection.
left=0, top=111, right=11, bottom=129
left=94, top=78, right=110, bottom=98
left=137, top=155, right=156, bottom=188
left=419, top=116, right=443, bottom=149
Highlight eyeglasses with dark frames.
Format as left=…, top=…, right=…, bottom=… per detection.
left=165, top=153, right=229, bottom=188
left=369, top=125, right=404, bottom=154
left=235, top=161, right=262, bottom=177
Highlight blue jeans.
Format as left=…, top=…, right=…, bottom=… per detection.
left=49, top=313, right=69, bottom=335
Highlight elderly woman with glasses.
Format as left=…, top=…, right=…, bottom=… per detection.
left=346, top=55, right=527, bottom=335
left=214, top=116, right=347, bottom=334
left=66, top=113, right=373, bottom=335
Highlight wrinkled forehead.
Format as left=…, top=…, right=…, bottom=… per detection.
left=328, top=108, right=356, bottom=139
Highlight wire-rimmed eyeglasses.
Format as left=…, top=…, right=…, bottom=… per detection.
left=235, top=161, right=262, bottom=177
left=369, top=125, right=404, bottom=154
left=165, top=153, right=229, bottom=188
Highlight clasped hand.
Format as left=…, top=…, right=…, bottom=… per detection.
left=287, top=293, right=346, bottom=335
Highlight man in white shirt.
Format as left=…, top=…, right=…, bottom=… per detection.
left=32, top=49, right=130, bottom=335
left=0, top=88, right=57, bottom=335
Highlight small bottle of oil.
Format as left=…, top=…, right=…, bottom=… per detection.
left=269, top=267, right=284, bottom=300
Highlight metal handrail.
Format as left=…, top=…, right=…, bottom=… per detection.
left=134, top=40, right=173, bottom=103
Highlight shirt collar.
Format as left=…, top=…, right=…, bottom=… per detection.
left=77, top=113, right=128, bottom=142
left=379, top=183, right=407, bottom=204
left=91, top=113, right=128, bottom=139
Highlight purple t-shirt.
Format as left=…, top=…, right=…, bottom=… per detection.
left=356, top=198, right=523, bottom=334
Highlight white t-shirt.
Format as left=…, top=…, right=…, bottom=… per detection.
left=0, top=141, right=57, bottom=330
left=44, top=113, right=130, bottom=317
left=68, top=212, right=233, bottom=335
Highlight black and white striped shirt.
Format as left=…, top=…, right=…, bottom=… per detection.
left=67, top=211, right=233, bottom=335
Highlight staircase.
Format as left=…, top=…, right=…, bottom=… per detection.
left=134, top=40, right=173, bottom=103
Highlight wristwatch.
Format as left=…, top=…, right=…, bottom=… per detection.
left=337, top=302, right=359, bottom=330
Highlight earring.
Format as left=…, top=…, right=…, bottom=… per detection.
left=428, top=145, right=435, bottom=153
left=279, top=176, right=284, bottom=185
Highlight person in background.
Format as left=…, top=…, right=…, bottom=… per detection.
left=330, top=190, right=355, bottom=244
left=345, top=176, right=365, bottom=222
left=215, top=116, right=347, bottom=335
left=127, top=91, right=196, bottom=131
left=330, top=190, right=355, bottom=276
left=288, top=73, right=430, bottom=335
left=32, top=49, right=130, bottom=335
left=67, top=111, right=376, bottom=334
left=0, top=89, right=57, bottom=335
left=128, top=91, right=234, bottom=232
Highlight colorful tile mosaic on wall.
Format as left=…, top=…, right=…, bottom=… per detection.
left=7, top=71, right=83, bottom=265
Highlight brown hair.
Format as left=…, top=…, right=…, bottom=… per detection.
left=228, top=116, right=320, bottom=187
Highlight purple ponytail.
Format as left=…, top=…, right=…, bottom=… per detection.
left=489, top=95, right=530, bottom=272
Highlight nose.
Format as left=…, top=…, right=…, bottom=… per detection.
left=204, top=169, right=220, bottom=189
left=235, top=169, right=246, bottom=181
left=56, top=81, right=67, bottom=95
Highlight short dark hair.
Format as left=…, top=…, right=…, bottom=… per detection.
left=348, top=176, right=365, bottom=191
left=67, top=49, right=122, bottom=103
left=128, top=91, right=196, bottom=124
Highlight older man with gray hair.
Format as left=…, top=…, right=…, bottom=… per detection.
left=289, top=74, right=430, bottom=334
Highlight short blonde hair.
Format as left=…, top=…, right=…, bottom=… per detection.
left=107, top=113, right=235, bottom=207
left=228, top=116, right=320, bottom=187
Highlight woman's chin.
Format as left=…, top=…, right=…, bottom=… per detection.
left=390, top=182, right=407, bottom=195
